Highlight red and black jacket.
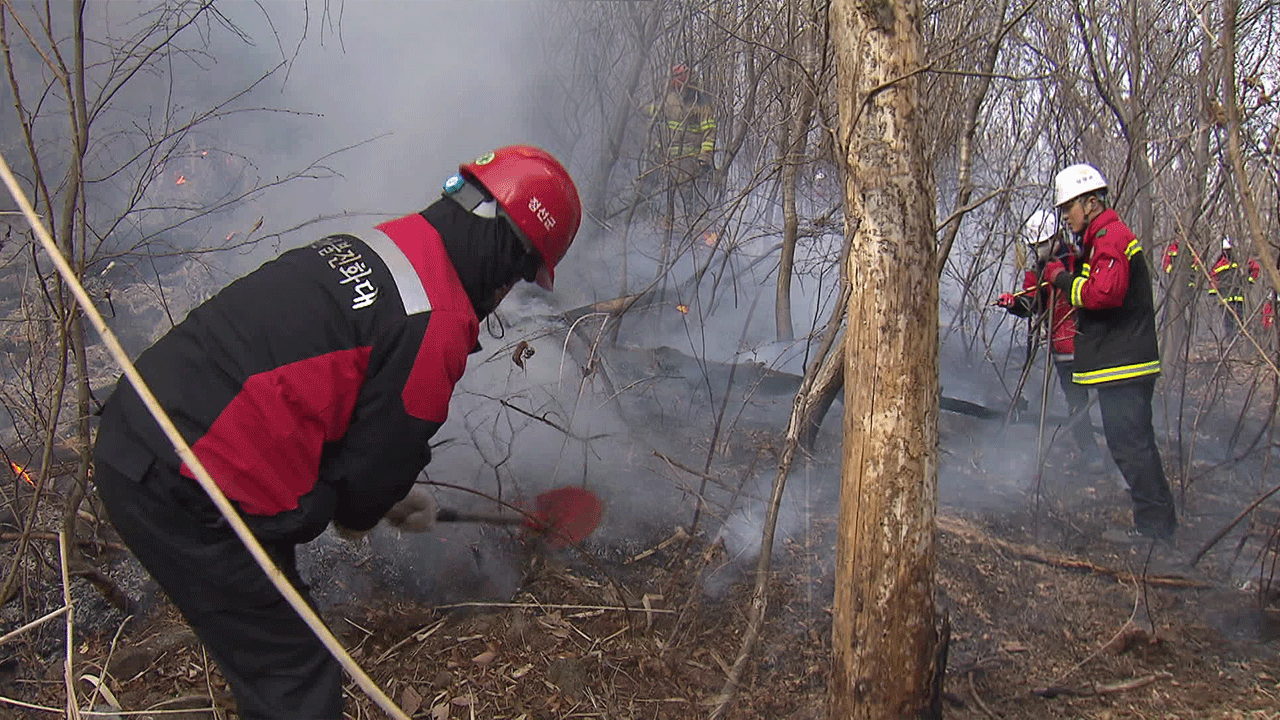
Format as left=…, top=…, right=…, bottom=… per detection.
left=1208, top=252, right=1260, bottom=303
left=1051, top=209, right=1160, bottom=385
left=94, top=213, right=479, bottom=541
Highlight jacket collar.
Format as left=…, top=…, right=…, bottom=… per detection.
left=1083, top=208, right=1121, bottom=244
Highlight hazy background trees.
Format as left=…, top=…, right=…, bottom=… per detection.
left=2, top=0, right=1278, bottom=713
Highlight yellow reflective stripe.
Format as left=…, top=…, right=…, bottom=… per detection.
left=1072, top=360, right=1161, bottom=385
left=700, top=140, right=715, bottom=152
left=1071, top=276, right=1085, bottom=306
left=1125, top=239, right=1141, bottom=258
left=666, top=118, right=714, bottom=132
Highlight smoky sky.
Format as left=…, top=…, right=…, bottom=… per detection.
left=229, top=1, right=548, bottom=233
left=26, top=1, right=555, bottom=277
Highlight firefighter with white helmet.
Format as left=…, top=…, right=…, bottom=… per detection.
left=1041, top=163, right=1176, bottom=544
left=1021, top=208, right=1057, bottom=249
left=93, top=145, right=582, bottom=718
left=1208, top=235, right=1261, bottom=335
left=997, top=208, right=1102, bottom=465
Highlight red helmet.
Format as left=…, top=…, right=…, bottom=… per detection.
left=670, top=63, right=691, bottom=89
left=461, top=146, right=581, bottom=290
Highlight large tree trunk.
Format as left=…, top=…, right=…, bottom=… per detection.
left=829, top=0, right=944, bottom=717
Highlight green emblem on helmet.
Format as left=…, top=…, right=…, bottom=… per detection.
left=474, top=152, right=496, bottom=166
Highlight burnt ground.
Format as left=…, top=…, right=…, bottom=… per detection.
left=2, top=348, right=1280, bottom=719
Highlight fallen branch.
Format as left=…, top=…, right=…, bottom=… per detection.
left=561, top=292, right=650, bottom=322
left=1, top=532, right=125, bottom=552
left=429, top=601, right=671, bottom=614
left=0, top=606, right=68, bottom=645
left=1033, top=671, right=1173, bottom=698
left=968, top=670, right=999, bottom=719
left=651, top=451, right=742, bottom=496
left=937, top=516, right=1211, bottom=588
left=1190, top=480, right=1280, bottom=566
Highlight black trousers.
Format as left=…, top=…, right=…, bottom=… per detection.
left=1095, top=376, right=1177, bottom=538
left=1053, top=360, right=1100, bottom=457
left=1223, top=300, right=1243, bottom=336
left=94, top=460, right=343, bottom=720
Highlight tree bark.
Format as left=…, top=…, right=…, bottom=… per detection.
left=829, top=0, right=944, bottom=717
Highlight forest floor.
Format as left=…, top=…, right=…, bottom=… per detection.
left=2, top=350, right=1279, bottom=720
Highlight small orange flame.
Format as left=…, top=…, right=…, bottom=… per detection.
left=675, top=304, right=689, bottom=314
left=8, top=461, right=34, bottom=487
left=175, top=175, right=187, bottom=185
left=703, top=231, right=718, bottom=246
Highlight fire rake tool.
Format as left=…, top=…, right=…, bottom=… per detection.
left=434, top=486, right=603, bottom=549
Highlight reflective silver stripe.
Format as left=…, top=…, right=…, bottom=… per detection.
left=361, top=228, right=431, bottom=316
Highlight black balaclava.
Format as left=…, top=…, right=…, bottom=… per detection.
left=421, top=197, right=537, bottom=320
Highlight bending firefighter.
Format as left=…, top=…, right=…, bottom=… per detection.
left=92, top=146, right=582, bottom=719
left=1041, top=163, right=1176, bottom=543
left=997, top=210, right=1103, bottom=468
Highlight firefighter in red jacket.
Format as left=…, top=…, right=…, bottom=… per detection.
left=1208, top=236, right=1260, bottom=335
left=92, top=146, right=581, bottom=719
left=1160, top=239, right=1204, bottom=279
left=1041, top=163, right=1176, bottom=543
left=997, top=210, right=1103, bottom=467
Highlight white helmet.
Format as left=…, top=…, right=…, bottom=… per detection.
left=1021, top=209, right=1057, bottom=247
left=1222, top=236, right=1233, bottom=250
left=1053, top=163, right=1108, bottom=207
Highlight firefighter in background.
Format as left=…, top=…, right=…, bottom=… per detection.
left=1208, top=236, right=1260, bottom=336
left=93, top=146, right=581, bottom=719
left=997, top=210, right=1104, bottom=469
left=644, top=63, right=717, bottom=227
left=1042, top=163, right=1176, bottom=544
left=1160, top=239, right=1203, bottom=278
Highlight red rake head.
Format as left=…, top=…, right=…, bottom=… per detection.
left=528, top=487, right=603, bottom=549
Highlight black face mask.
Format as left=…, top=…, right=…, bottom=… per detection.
left=421, top=198, right=535, bottom=321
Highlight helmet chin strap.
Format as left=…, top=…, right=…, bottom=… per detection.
left=443, top=174, right=540, bottom=259
left=443, top=175, right=498, bottom=217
